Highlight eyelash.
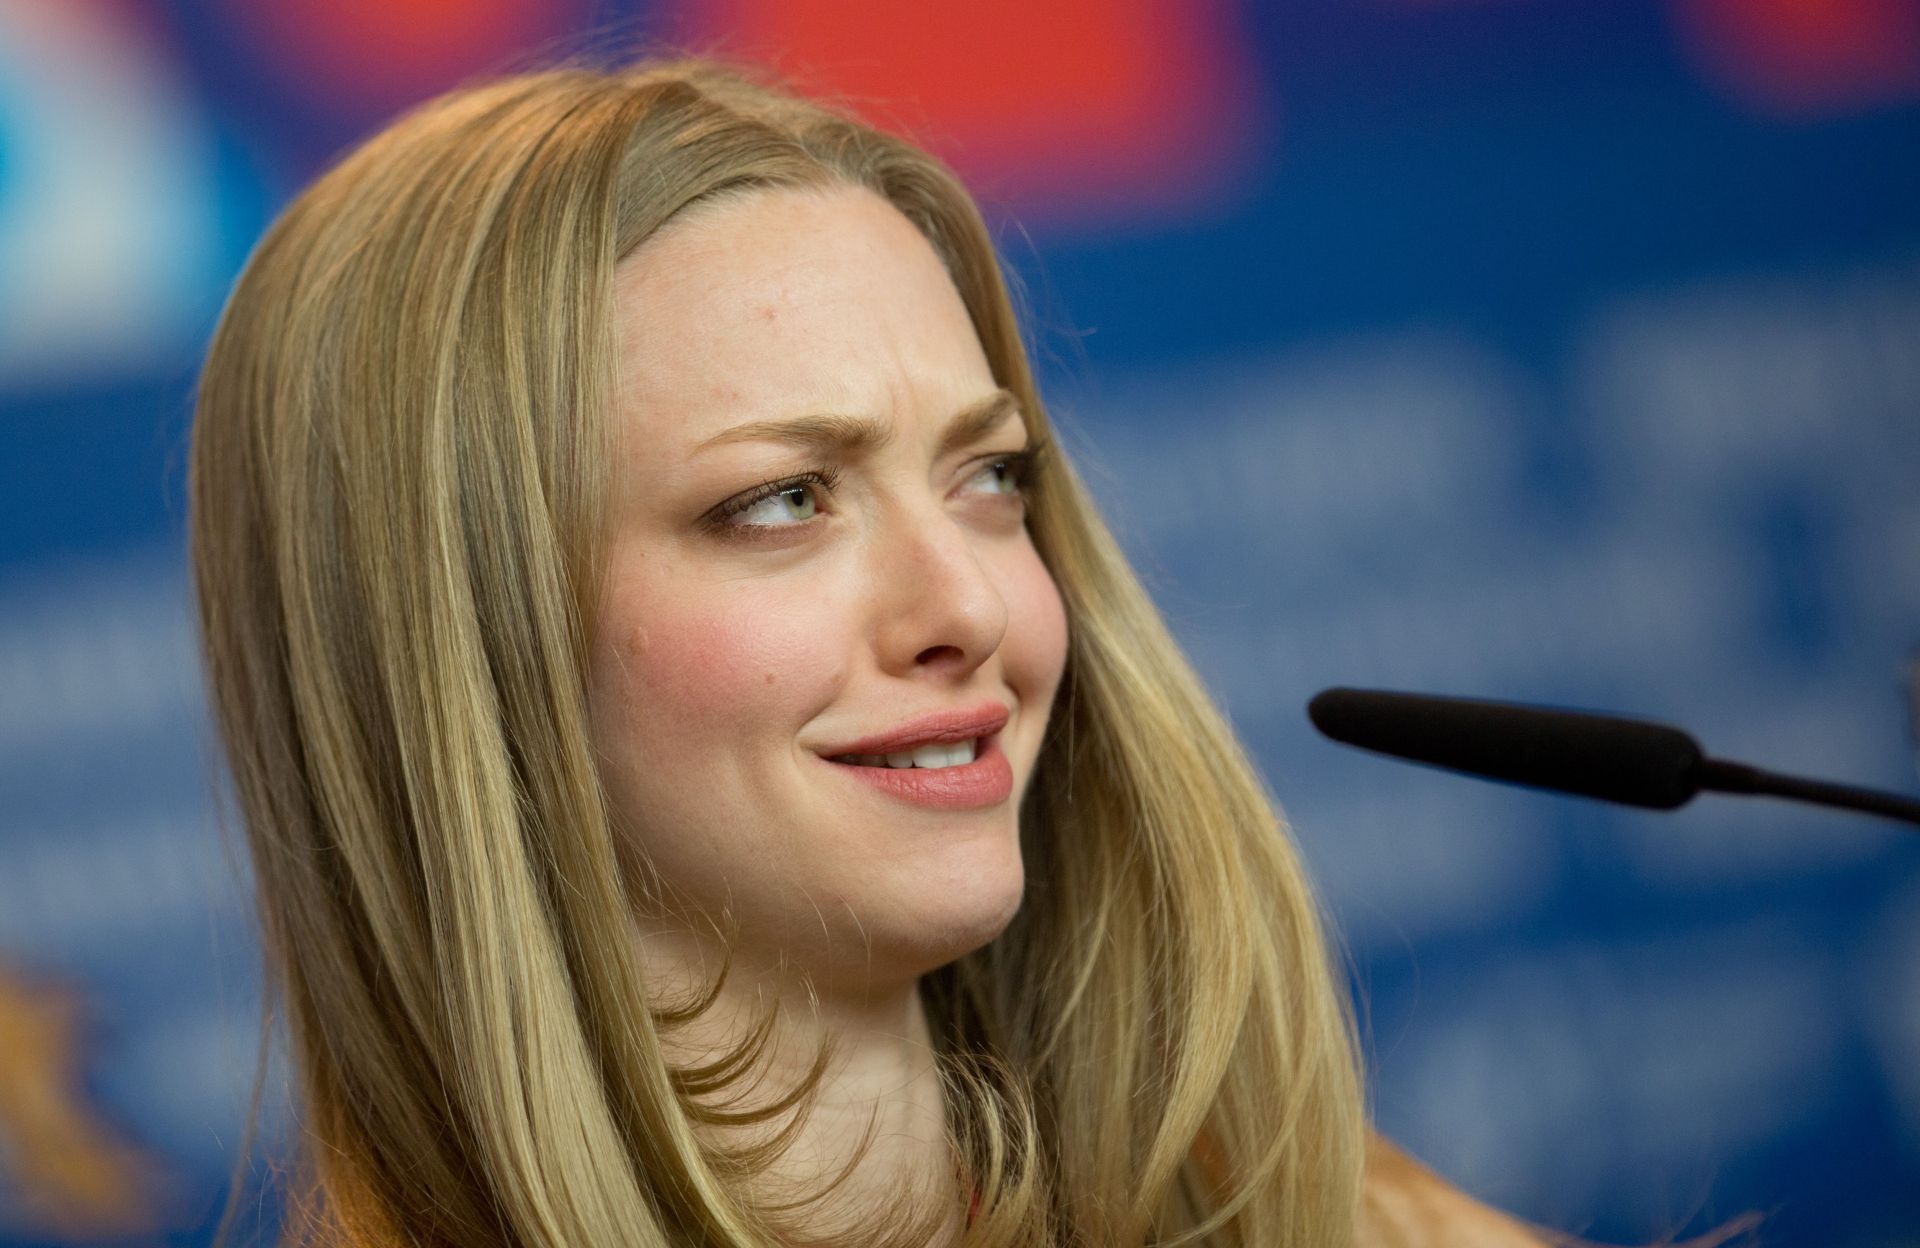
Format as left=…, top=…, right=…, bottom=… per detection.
left=704, top=443, right=1049, bottom=540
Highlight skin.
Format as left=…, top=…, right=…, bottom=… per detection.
left=591, top=184, right=1070, bottom=1235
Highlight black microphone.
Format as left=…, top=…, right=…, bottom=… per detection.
left=1307, top=687, right=1920, bottom=827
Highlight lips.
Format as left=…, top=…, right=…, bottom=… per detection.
left=820, top=732, right=1014, bottom=809
left=810, top=701, right=1017, bottom=809
left=816, top=700, right=1011, bottom=758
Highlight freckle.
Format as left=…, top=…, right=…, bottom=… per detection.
left=625, top=626, right=650, bottom=655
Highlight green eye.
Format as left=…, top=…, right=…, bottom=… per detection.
left=972, top=461, right=1015, bottom=493
left=967, top=446, right=1043, bottom=497
left=707, top=466, right=841, bottom=537
left=737, top=482, right=821, bottom=524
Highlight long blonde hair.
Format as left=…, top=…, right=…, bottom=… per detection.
left=189, top=57, right=1365, bottom=1247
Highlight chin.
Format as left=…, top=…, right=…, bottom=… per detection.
left=877, top=850, right=1027, bottom=979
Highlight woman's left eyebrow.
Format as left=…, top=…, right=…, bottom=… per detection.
left=693, top=389, right=1020, bottom=458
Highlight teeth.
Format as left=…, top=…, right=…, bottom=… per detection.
left=837, top=739, right=979, bottom=769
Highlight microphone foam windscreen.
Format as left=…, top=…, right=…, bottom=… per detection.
left=1308, top=688, right=1704, bottom=809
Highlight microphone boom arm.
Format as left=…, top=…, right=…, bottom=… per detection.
left=1308, top=688, right=1920, bottom=828
left=1697, top=757, right=1920, bottom=826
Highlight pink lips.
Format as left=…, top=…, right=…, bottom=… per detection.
left=824, top=734, right=1013, bottom=809
left=818, top=701, right=1010, bottom=758
left=815, top=701, right=1014, bottom=810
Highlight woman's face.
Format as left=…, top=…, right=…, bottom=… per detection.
left=591, top=185, right=1069, bottom=987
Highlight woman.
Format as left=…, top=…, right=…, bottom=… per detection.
left=189, top=57, right=1550, bottom=1247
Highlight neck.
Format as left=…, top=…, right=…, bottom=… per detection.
left=639, top=926, right=967, bottom=1243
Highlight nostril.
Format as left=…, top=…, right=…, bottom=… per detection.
left=914, top=643, right=966, bottom=665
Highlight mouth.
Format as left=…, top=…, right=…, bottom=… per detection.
left=818, top=732, right=1013, bottom=809
left=815, top=700, right=1010, bottom=761
left=826, top=733, right=992, bottom=770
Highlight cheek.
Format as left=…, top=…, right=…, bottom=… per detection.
left=590, top=576, right=846, bottom=766
left=1004, top=546, right=1069, bottom=704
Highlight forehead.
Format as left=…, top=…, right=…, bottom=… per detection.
left=608, top=184, right=994, bottom=454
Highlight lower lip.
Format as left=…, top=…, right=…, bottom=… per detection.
left=819, top=733, right=1013, bottom=809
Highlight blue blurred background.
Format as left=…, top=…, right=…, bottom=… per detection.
left=2, top=1, right=1918, bottom=1244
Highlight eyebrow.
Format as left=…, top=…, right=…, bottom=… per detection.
left=693, top=389, right=1022, bottom=459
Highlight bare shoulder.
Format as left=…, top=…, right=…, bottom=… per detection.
left=1359, top=1134, right=1557, bottom=1248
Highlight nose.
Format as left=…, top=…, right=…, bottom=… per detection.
left=870, top=501, right=1009, bottom=679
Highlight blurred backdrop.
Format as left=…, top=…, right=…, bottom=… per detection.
left=3, top=0, right=1918, bottom=1244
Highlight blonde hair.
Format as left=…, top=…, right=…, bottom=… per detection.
left=190, top=58, right=1366, bottom=1247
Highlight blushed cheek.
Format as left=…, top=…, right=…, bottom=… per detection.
left=596, top=583, right=847, bottom=760
left=1007, top=551, right=1070, bottom=709
left=624, top=614, right=764, bottom=709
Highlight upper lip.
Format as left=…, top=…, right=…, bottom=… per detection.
left=818, top=701, right=1011, bottom=757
